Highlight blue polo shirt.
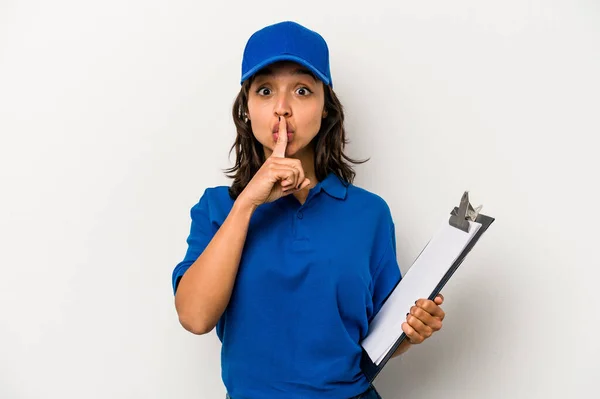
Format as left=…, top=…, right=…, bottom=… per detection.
left=172, top=172, right=402, bottom=399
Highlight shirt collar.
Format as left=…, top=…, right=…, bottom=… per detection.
left=318, top=172, right=348, bottom=200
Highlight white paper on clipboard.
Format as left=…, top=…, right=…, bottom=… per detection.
left=361, top=219, right=482, bottom=365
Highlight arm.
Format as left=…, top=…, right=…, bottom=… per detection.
left=174, top=198, right=256, bottom=335
left=174, top=116, right=309, bottom=335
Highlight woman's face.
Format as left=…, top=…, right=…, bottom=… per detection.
left=247, top=61, right=326, bottom=158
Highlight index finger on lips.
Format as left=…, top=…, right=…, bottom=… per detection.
left=271, top=116, right=287, bottom=158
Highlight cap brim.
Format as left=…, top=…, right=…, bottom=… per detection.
left=241, top=54, right=331, bottom=86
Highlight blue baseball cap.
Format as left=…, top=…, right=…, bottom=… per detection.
left=240, top=21, right=333, bottom=87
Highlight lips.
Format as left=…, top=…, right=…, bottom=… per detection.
left=272, top=120, right=295, bottom=135
left=272, top=127, right=295, bottom=134
left=273, top=132, right=294, bottom=141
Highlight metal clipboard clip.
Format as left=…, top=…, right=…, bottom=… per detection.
left=449, top=191, right=483, bottom=233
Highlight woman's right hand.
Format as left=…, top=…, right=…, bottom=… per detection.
left=237, top=117, right=311, bottom=209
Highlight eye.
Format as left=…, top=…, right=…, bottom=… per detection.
left=256, top=87, right=271, bottom=96
left=296, top=87, right=312, bottom=96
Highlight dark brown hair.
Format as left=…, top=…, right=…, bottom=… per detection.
left=224, top=77, right=368, bottom=199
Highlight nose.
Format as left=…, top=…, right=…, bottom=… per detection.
left=273, top=92, right=292, bottom=118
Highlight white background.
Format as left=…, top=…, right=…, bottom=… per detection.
left=1, top=1, right=599, bottom=398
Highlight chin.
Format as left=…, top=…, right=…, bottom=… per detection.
left=278, top=147, right=295, bottom=157
left=263, top=143, right=297, bottom=157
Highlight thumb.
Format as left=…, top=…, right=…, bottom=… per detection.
left=271, top=116, right=288, bottom=158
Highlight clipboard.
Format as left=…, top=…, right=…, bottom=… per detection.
left=359, top=191, right=495, bottom=382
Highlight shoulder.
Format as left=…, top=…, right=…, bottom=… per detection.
left=191, top=185, right=234, bottom=219
left=345, top=183, right=394, bottom=219
left=199, top=185, right=233, bottom=203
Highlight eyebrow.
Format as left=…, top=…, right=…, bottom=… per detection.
left=253, top=67, right=317, bottom=82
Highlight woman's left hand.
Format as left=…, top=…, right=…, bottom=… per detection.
left=401, top=294, right=445, bottom=345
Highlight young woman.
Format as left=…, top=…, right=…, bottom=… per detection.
left=172, top=21, right=445, bottom=399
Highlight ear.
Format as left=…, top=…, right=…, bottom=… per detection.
left=322, top=109, right=328, bottom=118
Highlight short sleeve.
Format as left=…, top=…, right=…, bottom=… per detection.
left=171, top=190, right=216, bottom=295
left=370, top=222, right=402, bottom=320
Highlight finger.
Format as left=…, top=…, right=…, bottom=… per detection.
left=280, top=169, right=296, bottom=187
left=415, top=299, right=445, bottom=320
left=293, top=160, right=305, bottom=189
left=271, top=116, right=288, bottom=158
left=409, top=306, right=442, bottom=332
left=282, top=178, right=311, bottom=195
left=283, top=164, right=300, bottom=189
left=271, top=159, right=305, bottom=189
left=271, top=161, right=300, bottom=189
left=407, top=313, right=434, bottom=339
left=401, top=322, right=423, bottom=344
left=435, top=293, right=444, bottom=304
left=268, top=166, right=297, bottom=188
left=298, top=178, right=310, bottom=190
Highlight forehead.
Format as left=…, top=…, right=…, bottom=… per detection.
left=252, top=61, right=318, bottom=82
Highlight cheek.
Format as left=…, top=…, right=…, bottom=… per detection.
left=250, top=125, right=270, bottom=147
left=247, top=103, right=269, bottom=124
left=299, top=106, right=324, bottom=135
left=247, top=104, right=273, bottom=141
